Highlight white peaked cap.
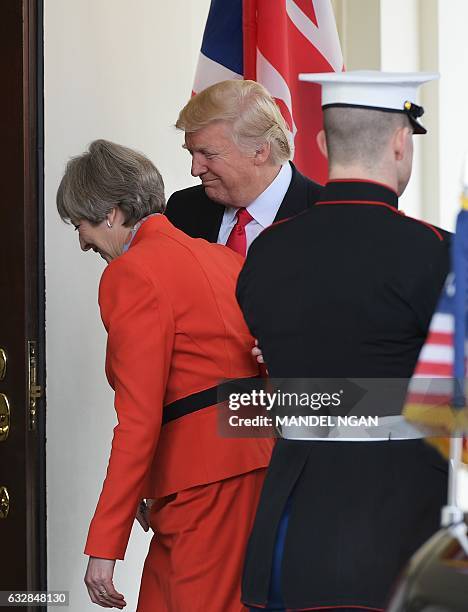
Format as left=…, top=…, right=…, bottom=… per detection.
left=299, top=70, right=439, bottom=134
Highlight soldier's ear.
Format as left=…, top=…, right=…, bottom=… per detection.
left=393, top=126, right=412, bottom=162
left=316, top=130, right=328, bottom=159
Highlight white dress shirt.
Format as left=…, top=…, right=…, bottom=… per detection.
left=217, top=162, right=293, bottom=252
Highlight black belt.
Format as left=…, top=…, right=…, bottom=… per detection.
left=162, top=376, right=261, bottom=425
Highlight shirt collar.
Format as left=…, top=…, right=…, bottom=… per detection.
left=122, top=213, right=160, bottom=253
left=318, top=179, right=399, bottom=209
left=224, top=162, right=293, bottom=226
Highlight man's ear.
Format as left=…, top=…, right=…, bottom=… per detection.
left=316, top=130, right=328, bottom=159
left=393, top=126, right=412, bottom=162
left=253, top=142, right=271, bottom=165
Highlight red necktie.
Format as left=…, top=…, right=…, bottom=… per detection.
left=225, top=208, right=253, bottom=257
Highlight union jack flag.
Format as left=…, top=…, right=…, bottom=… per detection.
left=193, top=0, right=344, bottom=184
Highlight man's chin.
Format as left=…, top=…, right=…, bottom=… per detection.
left=202, top=184, right=225, bottom=204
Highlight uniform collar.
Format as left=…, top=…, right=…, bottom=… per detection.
left=318, top=179, right=399, bottom=210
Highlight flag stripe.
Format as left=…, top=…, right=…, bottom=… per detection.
left=414, top=362, right=453, bottom=376
left=242, top=0, right=257, bottom=79
left=427, top=331, right=455, bottom=345
left=430, top=312, right=454, bottom=333
left=200, top=0, right=244, bottom=75
left=416, top=344, right=453, bottom=364
left=193, top=53, right=242, bottom=94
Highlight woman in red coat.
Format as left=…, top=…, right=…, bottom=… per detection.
left=56, top=140, right=273, bottom=611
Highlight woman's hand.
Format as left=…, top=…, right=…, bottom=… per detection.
left=253, top=340, right=269, bottom=377
left=252, top=339, right=264, bottom=364
left=84, top=557, right=126, bottom=608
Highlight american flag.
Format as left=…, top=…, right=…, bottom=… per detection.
left=404, top=204, right=468, bottom=461
left=193, top=0, right=343, bottom=184
left=405, top=275, right=456, bottom=409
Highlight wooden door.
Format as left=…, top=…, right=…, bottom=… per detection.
left=0, top=0, right=46, bottom=608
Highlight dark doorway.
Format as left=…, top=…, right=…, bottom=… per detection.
left=0, top=0, right=46, bottom=609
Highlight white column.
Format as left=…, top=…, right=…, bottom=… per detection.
left=418, top=0, right=440, bottom=228
left=332, top=0, right=381, bottom=70
left=380, top=0, right=423, bottom=218
left=333, top=0, right=424, bottom=217
left=436, top=0, right=468, bottom=231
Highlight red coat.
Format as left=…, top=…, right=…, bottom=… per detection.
left=84, top=215, right=272, bottom=560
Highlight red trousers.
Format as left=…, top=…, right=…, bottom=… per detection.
left=137, top=469, right=266, bottom=612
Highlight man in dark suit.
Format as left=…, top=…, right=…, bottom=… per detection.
left=237, top=72, right=451, bottom=611
left=165, top=79, right=323, bottom=252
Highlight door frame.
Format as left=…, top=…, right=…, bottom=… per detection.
left=22, top=0, right=47, bottom=598
left=1, top=0, right=46, bottom=605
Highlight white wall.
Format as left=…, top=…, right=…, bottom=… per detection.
left=45, top=4, right=468, bottom=608
left=45, top=2, right=210, bottom=609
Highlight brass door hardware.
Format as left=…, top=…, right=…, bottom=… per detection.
left=0, top=487, right=9, bottom=519
left=0, top=394, right=10, bottom=442
left=0, top=348, right=6, bottom=381
left=28, top=341, right=42, bottom=431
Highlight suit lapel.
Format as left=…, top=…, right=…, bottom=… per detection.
left=273, top=163, right=309, bottom=222
left=189, top=187, right=225, bottom=242
left=202, top=163, right=313, bottom=237
left=206, top=203, right=225, bottom=242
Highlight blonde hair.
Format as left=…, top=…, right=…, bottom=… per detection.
left=56, top=139, right=165, bottom=226
left=176, top=80, right=293, bottom=164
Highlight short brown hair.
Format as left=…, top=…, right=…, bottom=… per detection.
left=323, top=107, right=411, bottom=168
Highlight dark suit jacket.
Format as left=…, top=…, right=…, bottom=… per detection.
left=164, top=162, right=323, bottom=241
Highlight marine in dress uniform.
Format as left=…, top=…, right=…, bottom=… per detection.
left=236, top=72, right=451, bottom=611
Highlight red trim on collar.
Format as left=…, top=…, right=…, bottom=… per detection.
left=327, top=178, right=398, bottom=195
left=316, top=200, right=401, bottom=213
left=315, top=200, right=444, bottom=241
left=408, top=217, right=443, bottom=241
left=258, top=212, right=302, bottom=237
